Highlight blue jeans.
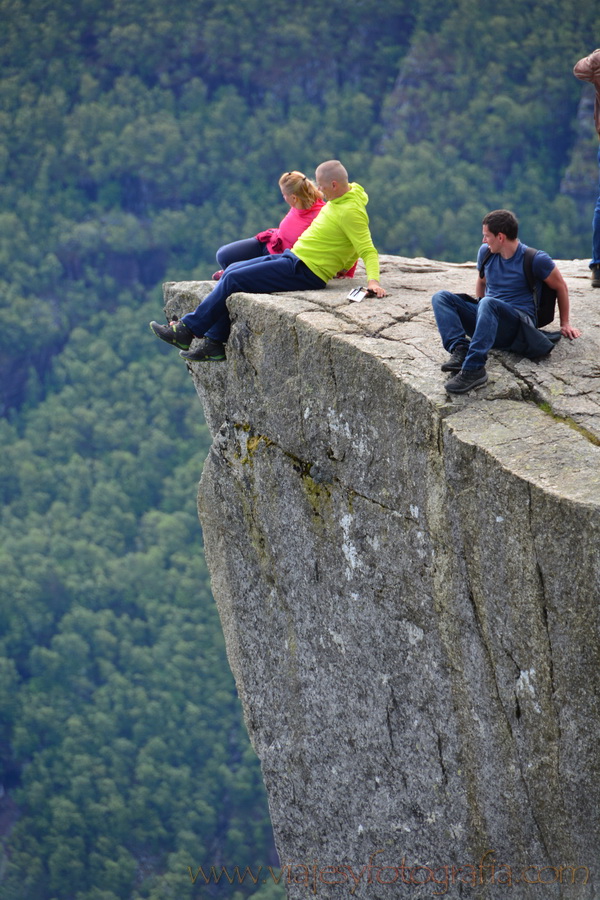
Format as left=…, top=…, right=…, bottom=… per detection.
left=432, top=291, right=530, bottom=370
left=181, top=250, right=326, bottom=342
left=592, top=145, right=600, bottom=268
left=216, top=237, right=269, bottom=269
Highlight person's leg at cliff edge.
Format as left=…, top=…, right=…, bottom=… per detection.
left=443, top=296, right=522, bottom=393
left=150, top=250, right=326, bottom=361
left=179, top=251, right=325, bottom=341
left=179, top=337, right=226, bottom=362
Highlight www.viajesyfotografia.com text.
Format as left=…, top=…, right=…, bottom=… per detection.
left=187, top=849, right=591, bottom=895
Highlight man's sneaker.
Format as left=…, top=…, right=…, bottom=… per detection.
left=444, top=367, right=488, bottom=394
left=441, top=343, right=468, bottom=372
left=592, top=265, right=600, bottom=288
left=179, top=338, right=226, bottom=362
left=149, top=319, right=195, bottom=349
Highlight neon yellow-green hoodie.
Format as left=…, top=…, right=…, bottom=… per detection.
left=292, top=182, right=380, bottom=283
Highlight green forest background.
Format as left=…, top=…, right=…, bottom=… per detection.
left=0, top=0, right=597, bottom=898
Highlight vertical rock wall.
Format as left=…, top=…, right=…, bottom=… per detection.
left=164, top=257, right=599, bottom=899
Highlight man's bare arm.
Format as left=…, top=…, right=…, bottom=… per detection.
left=545, top=267, right=582, bottom=339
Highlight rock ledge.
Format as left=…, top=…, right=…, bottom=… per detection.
left=164, top=256, right=600, bottom=899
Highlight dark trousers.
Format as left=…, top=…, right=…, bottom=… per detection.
left=181, top=250, right=326, bottom=342
left=593, top=144, right=600, bottom=267
left=432, top=290, right=531, bottom=370
left=216, top=237, right=269, bottom=269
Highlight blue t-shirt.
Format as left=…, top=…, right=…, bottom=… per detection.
left=476, top=242, right=555, bottom=318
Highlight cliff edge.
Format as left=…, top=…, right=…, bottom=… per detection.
left=164, top=256, right=600, bottom=899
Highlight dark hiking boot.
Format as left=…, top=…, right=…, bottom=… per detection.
left=179, top=338, right=226, bottom=362
left=440, top=343, right=468, bottom=372
left=591, top=265, right=600, bottom=288
left=149, top=319, right=196, bottom=349
left=444, top=367, right=488, bottom=394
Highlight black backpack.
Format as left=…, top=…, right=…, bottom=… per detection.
left=478, top=246, right=557, bottom=328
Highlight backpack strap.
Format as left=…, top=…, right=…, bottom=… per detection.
left=478, top=248, right=492, bottom=278
left=522, top=246, right=542, bottom=323
left=522, top=246, right=537, bottom=292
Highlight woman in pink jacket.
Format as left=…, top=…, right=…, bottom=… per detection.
left=212, top=171, right=325, bottom=279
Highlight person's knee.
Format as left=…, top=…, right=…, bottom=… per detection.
left=220, top=266, right=254, bottom=295
left=216, top=244, right=231, bottom=268
left=432, top=289, right=451, bottom=308
left=216, top=239, right=252, bottom=268
left=432, top=289, right=461, bottom=313
left=478, top=296, right=514, bottom=323
left=477, top=295, right=500, bottom=315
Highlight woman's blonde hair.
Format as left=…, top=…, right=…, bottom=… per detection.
left=279, top=171, right=321, bottom=209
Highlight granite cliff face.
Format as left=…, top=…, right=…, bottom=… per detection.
left=164, top=256, right=600, bottom=899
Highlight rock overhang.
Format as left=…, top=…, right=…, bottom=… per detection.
left=162, top=255, right=600, bottom=898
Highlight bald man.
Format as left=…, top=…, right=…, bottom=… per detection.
left=150, top=160, right=387, bottom=361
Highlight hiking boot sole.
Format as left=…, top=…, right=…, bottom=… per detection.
left=149, top=321, right=193, bottom=350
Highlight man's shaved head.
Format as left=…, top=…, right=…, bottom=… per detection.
left=315, top=159, right=349, bottom=185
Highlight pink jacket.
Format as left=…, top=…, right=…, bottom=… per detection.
left=574, top=50, right=600, bottom=137
left=255, top=199, right=325, bottom=254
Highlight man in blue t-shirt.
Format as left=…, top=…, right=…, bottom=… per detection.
left=431, top=209, right=581, bottom=394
